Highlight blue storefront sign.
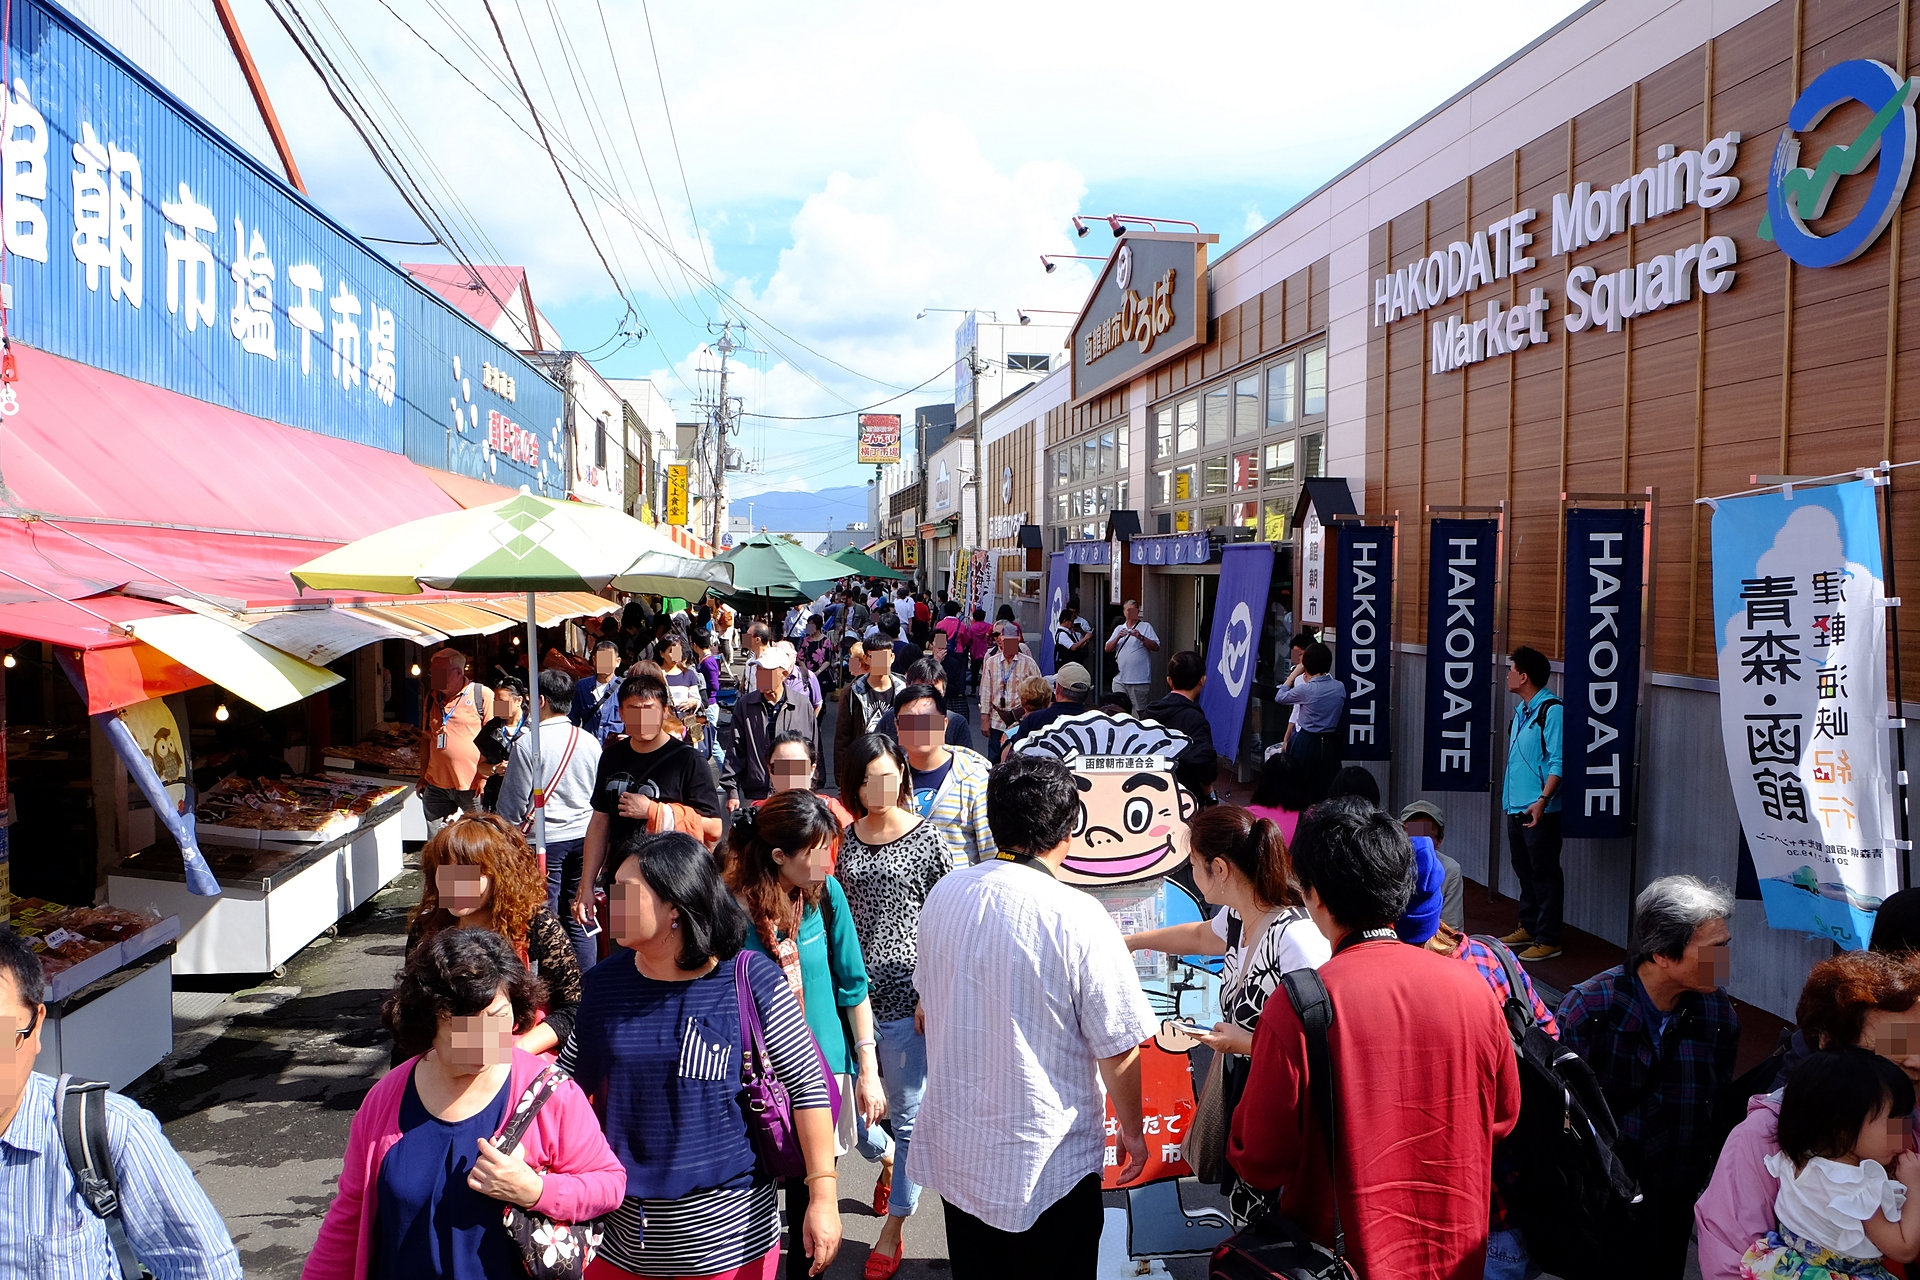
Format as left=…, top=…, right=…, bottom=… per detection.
left=1130, top=533, right=1209, bottom=566
left=1561, top=508, right=1644, bottom=839
left=0, top=0, right=561, bottom=491
left=1198, top=543, right=1272, bottom=761
left=1422, top=519, right=1498, bottom=792
left=1333, top=525, right=1393, bottom=762
left=1066, top=540, right=1110, bottom=566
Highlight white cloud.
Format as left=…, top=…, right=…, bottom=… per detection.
left=1244, top=206, right=1266, bottom=234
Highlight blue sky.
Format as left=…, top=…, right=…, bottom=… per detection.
left=231, top=0, right=1589, bottom=495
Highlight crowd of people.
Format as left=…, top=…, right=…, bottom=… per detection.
left=16, top=585, right=1920, bottom=1280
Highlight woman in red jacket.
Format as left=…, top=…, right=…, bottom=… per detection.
left=303, top=929, right=625, bottom=1280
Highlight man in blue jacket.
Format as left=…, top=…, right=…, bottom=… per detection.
left=1498, top=645, right=1564, bottom=962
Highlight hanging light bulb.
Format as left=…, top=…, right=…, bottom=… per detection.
left=214, top=703, right=230, bottom=722
left=2, top=652, right=14, bottom=668
left=410, top=663, right=422, bottom=677
left=511, top=634, right=521, bottom=646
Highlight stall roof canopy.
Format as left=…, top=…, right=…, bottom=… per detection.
left=421, top=467, right=524, bottom=510
left=1, top=344, right=460, bottom=542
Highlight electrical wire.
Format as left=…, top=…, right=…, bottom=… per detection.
left=738, top=361, right=961, bottom=419
left=481, top=0, right=640, bottom=339
left=638, top=0, right=715, bottom=284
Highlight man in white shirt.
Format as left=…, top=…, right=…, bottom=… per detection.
left=498, top=668, right=603, bottom=973
left=911, top=754, right=1154, bottom=1277
left=894, top=587, right=917, bottom=629
left=1104, top=598, right=1161, bottom=714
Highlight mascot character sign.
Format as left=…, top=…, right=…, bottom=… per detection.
left=1008, top=710, right=1196, bottom=885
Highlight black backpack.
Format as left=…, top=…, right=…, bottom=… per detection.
left=56, top=1076, right=146, bottom=1279
left=1472, top=937, right=1642, bottom=1280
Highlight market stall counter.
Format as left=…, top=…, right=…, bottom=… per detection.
left=10, top=897, right=182, bottom=1088
left=321, top=722, right=430, bottom=841
left=107, top=778, right=411, bottom=975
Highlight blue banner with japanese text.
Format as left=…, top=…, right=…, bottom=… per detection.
left=1042, top=552, right=1068, bottom=675
left=1199, top=542, right=1273, bottom=761
left=1422, top=520, right=1498, bottom=792
left=0, top=0, right=561, bottom=490
left=1333, top=525, right=1392, bottom=761
left=1561, top=509, right=1644, bottom=839
left=1712, top=481, right=1895, bottom=950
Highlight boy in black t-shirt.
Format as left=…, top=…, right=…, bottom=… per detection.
left=572, top=671, right=723, bottom=934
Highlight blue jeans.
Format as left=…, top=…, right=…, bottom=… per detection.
left=541, top=836, right=596, bottom=974
left=856, top=1014, right=927, bottom=1219
left=1483, top=1228, right=1540, bottom=1280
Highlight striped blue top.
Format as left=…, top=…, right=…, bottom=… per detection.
left=0, top=1072, right=242, bottom=1280
left=560, top=948, right=828, bottom=1276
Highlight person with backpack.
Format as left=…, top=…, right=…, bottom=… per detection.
left=498, top=668, right=603, bottom=975
left=1558, top=874, right=1739, bottom=1280
left=1497, top=645, right=1565, bottom=962
left=1697, top=950, right=1920, bottom=1280
left=0, top=927, right=244, bottom=1279
left=1227, top=797, right=1521, bottom=1276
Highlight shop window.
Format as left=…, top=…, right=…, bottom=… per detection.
left=1117, top=478, right=1129, bottom=511
left=1204, top=385, right=1230, bottom=448
left=1052, top=447, right=1070, bottom=489
left=1154, top=467, right=1173, bottom=507
left=1070, top=444, right=1084, bottom=482
left=1099, top=430, right=1117, bottom=476
left=1232, top=500, right=1260, bottom=530
left=1008, top=353, right=1050, bottom=372
left=1177, top=398, right=1199, bottom=452
left=1302, top=431, right=1325, bottom=478
left=1264, top=438, right=1296, bottom=485
left=1202, top=455, right=1229, bottom=496
left=1098, top=484, right=1114, bottom=515
left=1304, top=347, right=1327, bottom=416
left=1054, top=492, right=1069, bottom=524
left=594, top=416, right=609, bottom=469
left=1174, top=509, right=1195, bottom=532
left=1117, top=422, right=1129, bottom=461
left=1201, top=504, right=1227, bottom=530
left=1082, top=486, right=1097, bottom=518
left=1267, top=359, right=1296, bottom=428
left=1264, top=500, right=1289, bottom=542
left=1235, top=375, right=1260, bottom=437
left=1232, top=450, right=1258, bottom=492
left=1155, top=407, right=1174, bottom=459
left=1174, top=463, right=1196, bottom=503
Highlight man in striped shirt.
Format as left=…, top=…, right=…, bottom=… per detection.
left=0, top=929, right=242, bottom=1279
left=894, top=682, right=996, bottom=867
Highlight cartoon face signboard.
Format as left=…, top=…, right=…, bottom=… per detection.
left=1011, top=711, right=1195, bottom=884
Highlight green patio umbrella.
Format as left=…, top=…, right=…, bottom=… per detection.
left=290, top=490, right=732, bottom=862
left=830, top=545, right=910, bottom=580
left=716, top=532, right=856, bottom=592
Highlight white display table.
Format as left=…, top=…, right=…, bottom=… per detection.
left=32, top=916, right=180, bottom=1088
left=108, top=789, right=409, bottom=976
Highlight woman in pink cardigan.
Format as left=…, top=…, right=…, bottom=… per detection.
left=1695, top=950, right=1920, bottom=1279
left=304, top=929, right=625, bottom=1280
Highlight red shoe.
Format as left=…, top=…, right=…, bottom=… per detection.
left=863, top=1237, right=904, bottom=1280
left=870, top=1168, right=892, bottom=1217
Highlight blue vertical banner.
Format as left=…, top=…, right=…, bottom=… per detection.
left=1334, top=525, right=1394, bottom=761
left=1200, top=542, right=1275, bottom=760
left=1711, top=481, right=1896, bottom=949
left=1562, top=509, right=1645, bottom=838
left=1422, top=520, right=1499, bottom=792
left=1042, top=552, right=1070, bottom=675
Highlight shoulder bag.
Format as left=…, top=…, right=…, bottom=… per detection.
left=1207, top=968, right=1354, bottom=1280
left=520, top=725, right=583, bottom=837
left=1188, top=906, right=1283, bottom=1184
left=734, top=951, right=843, bottom=1179
left=56, top=1076, right=143, bottom=1280
left=493, top=1065, right=608, bottom=1278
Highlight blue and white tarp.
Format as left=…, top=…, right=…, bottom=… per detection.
left=1199, top=542, right=1273, bottom=760
left=1712, top=480, right=1895, bottom=949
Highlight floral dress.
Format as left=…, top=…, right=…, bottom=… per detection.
left=1740, top=1151, right=1907, bottom=1280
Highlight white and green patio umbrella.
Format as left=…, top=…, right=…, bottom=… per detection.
left=291, top=490, right=732, bottom=858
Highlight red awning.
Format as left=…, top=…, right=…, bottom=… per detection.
left=0, top=597, right=212, bottom=713
left=0, top=343, right=460, bottom=540
left=420, top=467, right=524, bottom=510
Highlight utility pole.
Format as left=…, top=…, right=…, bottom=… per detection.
left=709, top=321, right=739, bottom=550
left=969, top=338, right=987, bottom=571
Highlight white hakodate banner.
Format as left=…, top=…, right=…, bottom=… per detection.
left=1711, top=479, right=1897, bottom=950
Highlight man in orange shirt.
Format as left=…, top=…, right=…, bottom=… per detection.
left=420, top=647, right=492, bottom=834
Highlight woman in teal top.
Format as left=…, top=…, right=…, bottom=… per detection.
left=724, top=790, right=886, bottom=1279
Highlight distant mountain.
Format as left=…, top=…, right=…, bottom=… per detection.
left=734, top=485, right=870, bottom=533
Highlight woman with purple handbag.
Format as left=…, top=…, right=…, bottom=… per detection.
left=558, top=830, right=842, bottom=1280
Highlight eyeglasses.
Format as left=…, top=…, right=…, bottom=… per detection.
left=14, top=1005, right=40, bottom=1046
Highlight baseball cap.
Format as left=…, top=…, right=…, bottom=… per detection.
left=1053, top=662, right=1092, bottom=696
left=751, top=640, right=797, bottom=671
left=1398, top=799, right=1446, bottom=831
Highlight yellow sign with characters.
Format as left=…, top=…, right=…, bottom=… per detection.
left=666, top=465, right=689, bottom=526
